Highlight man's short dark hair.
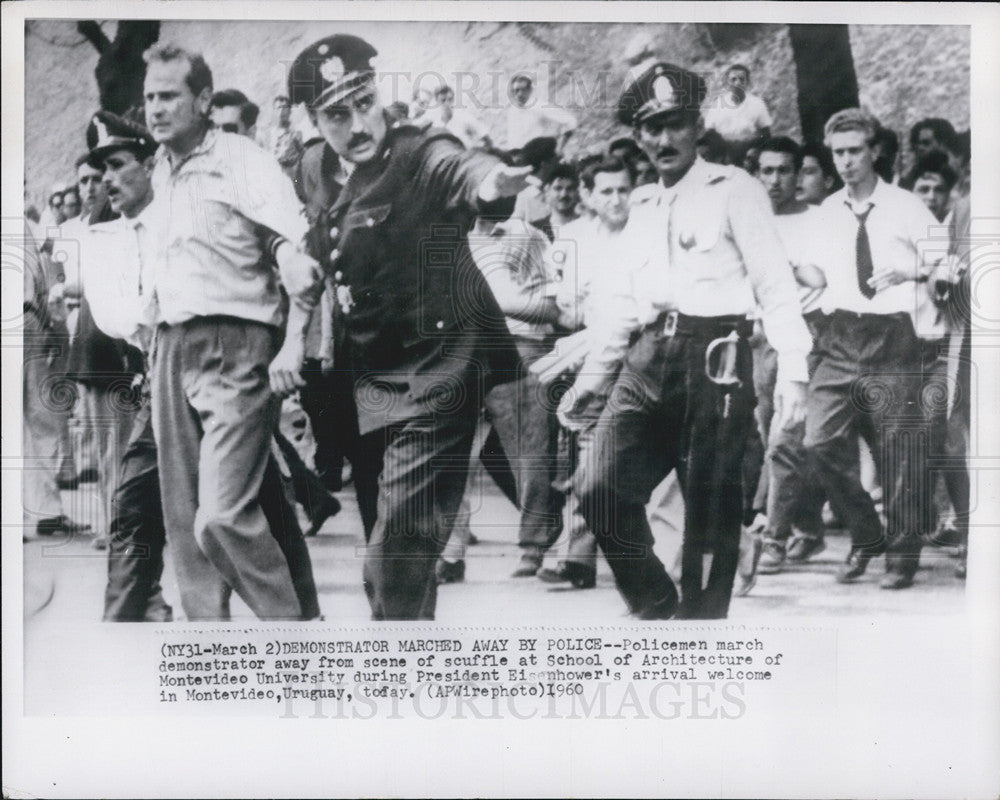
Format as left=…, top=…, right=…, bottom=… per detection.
left=909, top=117, right=959, bottom=154
left=143, top=42, right=214, bottom=98
left=581, top=156, right=636, bottom=191
left=608, top=137, right=641, bottom=160
left=758, top=136, right=803, bottom=172
left=541, top=161, right=579, bottom=188
left=873, top=126, right=899, bottom=183
left=274, top=95, right=291, bottom=105
left=212, top=89, right=258, bottom=129
left=726, top=63, right=750, bottom=78
left=801, top=142, right=836, bottom=178
left=900, top=150, right=958, bottom=193
left=696, top=129, right=730, bottom=165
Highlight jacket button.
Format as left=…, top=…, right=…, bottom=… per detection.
left=366, top=218, right=374, bottom=227
left=436, top=320, right=444, bottom=329
left=329, top=226, right=339, bottom=240
left=334, top=271, right=343, bottom=281
left=330, top=251, right=338, bottom=263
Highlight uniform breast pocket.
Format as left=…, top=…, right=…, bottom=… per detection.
left=675, top=207, right=723, bottom=255
left=345, top=203, right=393, bottom=232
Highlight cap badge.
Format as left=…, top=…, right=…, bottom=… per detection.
left=320, top=55, right=346, bottom=83
left=652, top=75, right=676, bottom=105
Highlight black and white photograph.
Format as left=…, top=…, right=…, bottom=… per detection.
left=4, top=2, right=999, bottom=798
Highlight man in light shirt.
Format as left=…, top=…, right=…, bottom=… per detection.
left=536, top=155, right=636, bottom=590
left=80, top=109, right=324, bottom=621
left=503, top=72, right=578, bottom=155
left=806, top=108, right=944, bottom=589
left=143, top=43, right=322, bottom=620
left=557, top=62, right=810, bottom=620
left=752, top=137, right=832, bottom=574
left=703, top=64, right=773, bottom=165
left=422, top=83, right=491, bottom=150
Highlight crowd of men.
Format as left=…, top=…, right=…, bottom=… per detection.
left=23, top=33, right=972, bottom=622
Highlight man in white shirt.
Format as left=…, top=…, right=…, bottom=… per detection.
left=806, top=108, right=944, bottom=589
left=83, top=109, right=321, bottom=621
left=536, top=156, right=636, bottom=589
left=503, top=73, right=578, bottom=155
left=423, top=84, right=491, bottom=150
left=143, top=44, right=322, bottom=620
left=752, top=137, right=832, bottom=574
left=703, top=64, right=773, bottom=165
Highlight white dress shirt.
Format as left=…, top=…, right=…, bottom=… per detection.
left=815, top=178, right=947, bottom=338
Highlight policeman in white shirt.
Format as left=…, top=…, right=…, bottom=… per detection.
left=559, top=62, right=811, bottom=619
left=807, top=108, right=944, bottom=589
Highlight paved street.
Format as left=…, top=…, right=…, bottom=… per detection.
left=24, top=464, right=965, bottom=626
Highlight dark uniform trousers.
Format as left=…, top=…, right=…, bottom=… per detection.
left=766, top=312, right=828, bottom=542
left=104, top=391, right=321, bottom=621
left=575, top=314, right=756, bottom=619
left=804, top=310, right=930, bottom=576
left=361, top=401, right=479, bottom=621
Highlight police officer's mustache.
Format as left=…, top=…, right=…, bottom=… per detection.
left=657, top=148, right=679, bottom=159
left=348, top=133, right=373, bottom=149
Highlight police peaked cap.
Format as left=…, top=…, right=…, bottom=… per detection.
left=86, top=109, right=157, bottom=167
left=617, top=62, right=707, bottom=126
left=288, top=34, right=378, bottom=110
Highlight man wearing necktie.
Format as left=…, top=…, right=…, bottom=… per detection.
left=807, top=108, right=944, bottom=589
left=555, top=62, right=811, bottom=619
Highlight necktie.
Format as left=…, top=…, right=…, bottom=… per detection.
left=855, top=207, right=876, bottom=299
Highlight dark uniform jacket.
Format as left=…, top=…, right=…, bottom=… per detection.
left=308, top=123, right=522, bottom=434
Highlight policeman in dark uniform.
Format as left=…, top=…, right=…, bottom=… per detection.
left=560, top=62, right=811, bottom=619
left=276, top=35, right=533, bottom=620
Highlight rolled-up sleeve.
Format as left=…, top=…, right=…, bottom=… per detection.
left=727, top=176, right=812, bottom=383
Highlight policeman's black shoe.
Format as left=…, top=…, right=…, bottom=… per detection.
left=36, top=515, right=91, bottom=537
left=77, top=468, right=100, bottom=484
left=436, top=559, right=466, bottom=585
left=836, top=549, right=874, bottom=583
left=56, top=475, right=80, bottom=491
left=879, top=571, right=915, bottom=590
left=467, top=532, right=480, bottom=546
left=538, top=562, right=596, bottom=589
left=927, top=524, right=962, bottom=548
left=511, top=550, right=543, bottom=577
left=304, top=494, right=342, bottom=537
left=633, top=589, right=680, bottom=620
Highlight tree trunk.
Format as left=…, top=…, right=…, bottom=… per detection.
left=787, top=24, right=859, bottom=144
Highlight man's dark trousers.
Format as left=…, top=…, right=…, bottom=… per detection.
left=575, top=314, right=756, bottom=619
left=805, top=310, right=929, bottom=577
left=361, top=403, right=478, bottom=621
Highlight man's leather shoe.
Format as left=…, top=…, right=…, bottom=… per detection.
left=56, top=475, right=80, bottom=491
left=836, top=549, right=874, bottom=583
left=77, top=468, right=99, bottom=484
left=538, top=562, right=596, bottom=589
left=304, top=493, right=341, bottom=537
left=436, top=559, right=466, bottom=585
left=757, top=539, right=787, bottom=574
left=787, top=534, right=826, bottom=563
left=879, top=571, right=914, bottom=590
left=633, top=589, right=679, bottom=620
left=511, top=551, right=543, bottom=577
left=36, top=516, right=91, bottom=537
